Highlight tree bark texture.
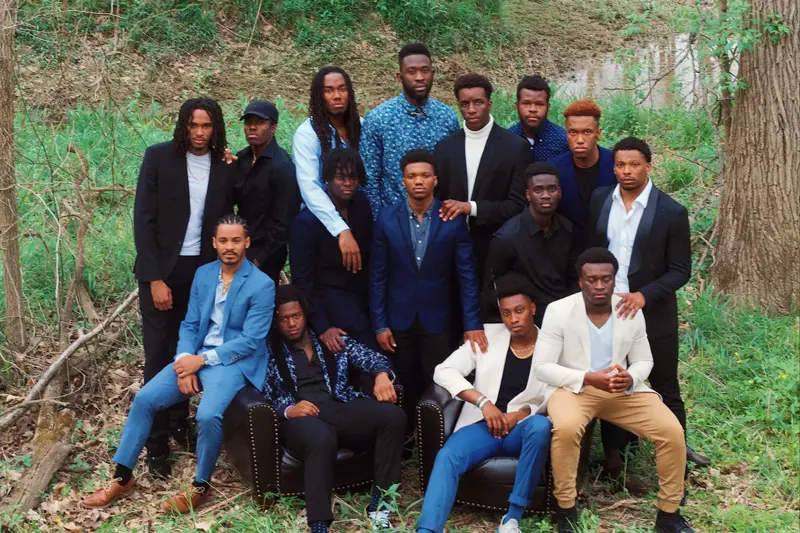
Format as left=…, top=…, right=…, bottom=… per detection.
left=712, top=0, right=800, bottom=314
left=0, top=0, right=26, bottom=350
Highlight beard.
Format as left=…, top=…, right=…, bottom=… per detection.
left=402, top=79, right=431, bottom=102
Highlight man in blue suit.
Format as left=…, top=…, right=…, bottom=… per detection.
left=549, top=99, right=616, bottom=248
left=82, top=214, right=275, bottom=514
left=370, top=148, right=488, bottom=438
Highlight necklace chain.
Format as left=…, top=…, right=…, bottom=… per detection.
left=510, top=342, right=535, bottom=358
left=221, top=277, right=233, bottom=295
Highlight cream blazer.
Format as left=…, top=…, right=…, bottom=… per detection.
left=433, top=323, right=549, bottom=434
left=533, top=292, right=655, bottom=403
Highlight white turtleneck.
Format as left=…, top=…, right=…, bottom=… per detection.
left=463, top=115, right=494, bottom=216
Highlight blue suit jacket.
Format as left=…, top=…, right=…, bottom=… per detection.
left=550, top=146, right=617, bottom=246
left=176, top=259, right=275, bottom=390
left=370, top=198, right=482, bottom=334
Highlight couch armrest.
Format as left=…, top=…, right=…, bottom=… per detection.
left=223, top=386, right=281, bottom=504
left=416, top=384, right=464, bottom=491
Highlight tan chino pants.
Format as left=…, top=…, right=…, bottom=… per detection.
left=548, top=386, right=686, bottom=512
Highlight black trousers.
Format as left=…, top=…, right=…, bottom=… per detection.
left=602, top=333, right=687, bottom=450
left=139, top=255, right=201, bottom=454
left=391, top=318, right=452, bottom=437
left=281, top=398, right=406, bottom=523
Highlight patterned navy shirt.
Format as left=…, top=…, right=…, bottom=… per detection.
left=406, top=200, right=434, bottom=267
left=361, top=95, right=459, bottom=217
left=507, top=119, right=570, bottom=162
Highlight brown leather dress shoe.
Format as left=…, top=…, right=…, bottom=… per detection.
left=80, top=478, right=134, bottom=509
left=161, top=485, right=210, bottom=514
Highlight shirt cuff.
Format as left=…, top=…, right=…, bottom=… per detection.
left=375, top=327, right=389, bottom=335
left=283, top=405, right=294, bottom=418
left=174, top=352, right=192, bottom=361
left=469, top=201, right=478, bottom=216
left=203, top=350, right=221, bottom=366
left=330, top=219, right=350, bottom=238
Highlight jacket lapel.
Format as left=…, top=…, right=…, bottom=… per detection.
left=418, top=199, right=443, bottom=274
left=394, top=206, right=419, bottom=271
left=471, top=125, right=500, bottom=200
left=221, top=260, right=252, bottom=330
left=201, top=157, right=223, bottom=230
left=629, top=186, right=659, bottom=276
left=452, top=131, right=469, bottom=200
left=611, top=295, right=624, bottom=364
left=595, top=189, right=614, bottom=246
left=573, top=297, right=592, bottom=363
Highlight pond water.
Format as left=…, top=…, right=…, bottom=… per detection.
left=554, top=33, right=723, bottom=108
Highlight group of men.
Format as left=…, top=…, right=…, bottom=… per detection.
left=79, top=42, right=707, bottom=533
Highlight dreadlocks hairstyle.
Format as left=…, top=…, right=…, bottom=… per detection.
left=308, top=66, right=361, bottom=155
left=269, top=284, right=312, bottom=354
left=215, top=213, right=249, bottom=237
left=322, top=147, right=367, bottom=186
left=172, top=97, right=227, bottom=159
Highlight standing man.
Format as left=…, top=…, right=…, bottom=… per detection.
left=370, top=149, right=487, bottom=438
left=84, top=215, right=274, bottom=513
left=133, top=97, right=234, bottom=478
left=434, top=73, right=530, bottom=279
left=234, top=100, right=300, bottom=283
left=549, top=99, right=616, bottom=248
left=508, top=75, right=570, bottom=162
left=485, top=162, right=580, bottom=326
left=533, top=248, right=694, bottom=533
left=292, top=66, right=363, bottom=275
left=361, top=43, right=459, bottom=215
left=590, top=137, right=710, bottom=470
left=290, top=148, right=376, bottom=351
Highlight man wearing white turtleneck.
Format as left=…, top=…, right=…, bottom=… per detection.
left=434, top=73, right=530, bottom=287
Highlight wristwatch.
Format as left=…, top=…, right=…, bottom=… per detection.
left=202, top=352, right=209, bottom=366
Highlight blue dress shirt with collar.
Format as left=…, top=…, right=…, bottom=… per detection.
left=507, top=119, right=570, bottom=162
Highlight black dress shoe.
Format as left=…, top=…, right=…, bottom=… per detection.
left=148, top=452, right=172, bottom=480
left=555, top=506, right=579, bottom=533
left=171, top=425, right=197, bottom=453
left=655, top=510, right=695, bottom=533
left=686, top=446, right=711, bottom=467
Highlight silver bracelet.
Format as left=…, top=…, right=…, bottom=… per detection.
left=476, top=395, right=489, bottom=409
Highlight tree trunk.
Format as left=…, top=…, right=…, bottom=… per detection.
left=0, top=0, right=26, bottom=350
left=712, top=0, right=800, bottom=314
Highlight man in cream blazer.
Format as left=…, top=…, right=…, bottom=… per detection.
left=416, top=273, right=551, bottom=533
left=534, top=247, right=693, bottom=533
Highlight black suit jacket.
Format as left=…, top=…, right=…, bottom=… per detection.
left=133, top=142, right=234, bottom=282
left=433, top=123, right=530, bottom=271
left=589, top=184, right=691, bottom=339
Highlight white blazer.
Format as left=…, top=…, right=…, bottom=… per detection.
left=533, top=292, right=655, bottom=403
left=433, top=323, right=549, bottom=434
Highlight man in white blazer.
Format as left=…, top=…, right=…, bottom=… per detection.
left=416, top=273, right=551, bottom=533
left=534, top=247, right=692, bottom=533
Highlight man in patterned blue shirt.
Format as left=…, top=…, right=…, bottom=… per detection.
left=361, top=43, right=459, bottom=216
left=508, top=75, right=570, bottom=162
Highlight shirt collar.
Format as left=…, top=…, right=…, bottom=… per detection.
left=612, top=178, right=653, bottom=208
left=464, top=115, right=494, bottom=138
left=406, top=199, right=434, bottom=219
left=398, top=94, right=431, bottom=115
left=524, top=209, right=560, bottom=236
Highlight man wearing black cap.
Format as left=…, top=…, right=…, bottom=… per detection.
left=484, top=162, right=580, bottom=326
left=234, top=100, right=301, bottom=282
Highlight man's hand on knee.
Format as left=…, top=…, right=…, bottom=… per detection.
left=178, top=374, right=200, bottom=396
left=286, top=400, right=320, bottom=419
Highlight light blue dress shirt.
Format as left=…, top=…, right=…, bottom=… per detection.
left=292, top=117, right=358, bottom=238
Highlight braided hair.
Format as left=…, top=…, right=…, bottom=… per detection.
left=172, top=97, right=227, bottom=159
left=308, top=66, right=360, bottom=155
left=215, top=213, right=249, bottom=236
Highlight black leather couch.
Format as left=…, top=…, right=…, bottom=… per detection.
left=223, top=373, right=404, bottom=505
left=416, top=384, right=555, bottom=515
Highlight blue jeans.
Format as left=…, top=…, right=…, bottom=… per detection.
left=113, top=362, right=247, bottom=482
left=417, top=414, right=552, bottom=533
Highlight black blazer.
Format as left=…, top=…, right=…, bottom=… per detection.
left=133, top=142, right=234, bottom=282
left=589, top=184, right=691, bottom=340
left=433, top=123, right=530, bottom=270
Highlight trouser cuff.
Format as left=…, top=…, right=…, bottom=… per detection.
left=658, top=500, right=680, bottom=513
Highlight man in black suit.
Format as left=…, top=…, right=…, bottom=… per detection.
left=289, top=147, right=376, bottom=352
left=485, top=162, right=580, bottom=326
left=589, top=136, right=710, bottom=472
left=434, top=73, right=530, bottom=279
left=234, top=100, right=300, bottom=283
left=133, top=97, right=234, bottom=478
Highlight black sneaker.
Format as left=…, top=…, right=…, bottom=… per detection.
left=147, top=452, right=172, bottom=480
left=171, top=425, right=197, bottom=453
left=655, top=510, right=695, bottom=533
left=556, top=506, right=579, bottom=533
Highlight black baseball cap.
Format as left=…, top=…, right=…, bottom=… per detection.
left=241, top=100, right=279, bottom=123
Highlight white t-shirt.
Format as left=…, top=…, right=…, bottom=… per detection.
left=180, top=152, right=211, bottom=256
left=587, top=315, right=613, bottom=372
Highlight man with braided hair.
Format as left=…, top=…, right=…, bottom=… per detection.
left=133, top=97, right=235, bottom=478
left=83, top=214, right=275, bottom=514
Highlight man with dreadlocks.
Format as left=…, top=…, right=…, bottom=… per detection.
left=132, top=97, right=235, bottom=479
left=292, top=66, right=364, bottom=275
left=83, top=214, right=275, bottom=513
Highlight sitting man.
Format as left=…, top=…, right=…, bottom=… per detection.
left=263, top=284, right=406, bottom=533
left=533, top=248, right=693, bottom=533
left=417, top=273, right=552, bottom=533
left=290, top=147, right=376, bottom=351
left=82, top=214, right=275, bottom=513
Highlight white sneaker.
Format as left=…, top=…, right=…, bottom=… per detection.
left=368, top=509, right=392, bottom=530
left=497, top=516, right=521, bottom=533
